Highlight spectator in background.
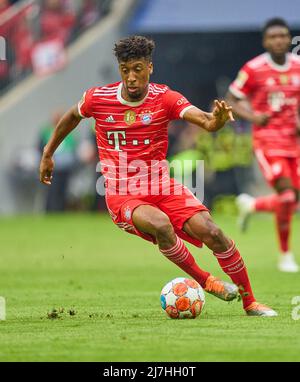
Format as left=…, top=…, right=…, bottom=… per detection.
left=77, top=126, right=107, bottom=211
left=0, top=0, right=10, bottom=14
left=11, top=14, right=34, bottom=77
left=0, top=0, right=14, bottom=40
left=0, top=0, right=35, bottom=88
left=0, top=0, right=12, bottom=90
left=38, top=109, right=78, bottom=212
left=1, top=0, right=110, bottom=93
left=166, top=120, right=181, bottom=158
left=77, top=0, right=101, bottom=32
left=40, top=0, right=76, bottom=45
left=168, top=122, right=202, bottom=196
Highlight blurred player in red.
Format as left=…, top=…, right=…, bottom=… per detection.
left=227, top=18, right=300, bottom=273
left=40, top=35, right=277, bottom=316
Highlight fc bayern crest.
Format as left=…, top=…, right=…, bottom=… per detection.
left=140, top=113, right=152, bottom=125
left=124, top=206, right=132, bottom=221
left=292, top=75, right=300, bottom=86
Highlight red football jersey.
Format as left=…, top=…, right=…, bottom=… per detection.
left=78, top=82, right=194, bottom=194
left=229, top=53, right=300, bottom=157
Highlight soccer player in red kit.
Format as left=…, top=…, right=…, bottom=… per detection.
left=227, top=18, right=300, bottom=273
left=40, top=35, right=277, bottom=316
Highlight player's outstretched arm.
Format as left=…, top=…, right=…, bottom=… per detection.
left=39, top=105, right=82, bottom=185
left=226, top=91, right=270, bottom=126
left=183, top=100, right=234, bottom=132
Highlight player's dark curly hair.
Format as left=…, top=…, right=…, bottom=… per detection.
left=114, top=35, right=155, bottom=62
left=262, top=18, right=290, bottom=35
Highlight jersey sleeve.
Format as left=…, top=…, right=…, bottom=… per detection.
left=229, top=64, right=255, bottom=99
left=78, top=87, right=95, bottom=118
left=163, top=89, right=194, bottom=120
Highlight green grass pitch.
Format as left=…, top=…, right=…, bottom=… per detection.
left=0, top=212, right=300, bottom=361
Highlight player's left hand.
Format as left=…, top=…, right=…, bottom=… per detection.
left=39, top=155, right=54, bottom=185
left=212, top=100, right=235, bottom=125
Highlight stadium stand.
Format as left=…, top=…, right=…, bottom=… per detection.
left=0, top=0, right=111, bottom=94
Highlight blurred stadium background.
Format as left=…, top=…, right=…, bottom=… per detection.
left=1, top=0, right=300, bottom=215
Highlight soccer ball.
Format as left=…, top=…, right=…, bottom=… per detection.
left=160, top=277, right=205, bottom=319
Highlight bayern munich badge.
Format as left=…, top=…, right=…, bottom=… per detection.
left=124, top=206, right=132, bottom=221
left=140, top=113, right=152, bottom=125
left=292, top=75, right=300, bottom=86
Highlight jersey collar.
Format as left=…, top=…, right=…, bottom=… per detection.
left=265, top=53, right=291, bottom=72
left=117, top=82, right=149, bottom=107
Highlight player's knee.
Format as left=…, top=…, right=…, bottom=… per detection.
left=278, top=189, right=297, bottom=204
left=202, top=220, right=226, bottom=246
left=208, top=226, right=224, bottom=242
left=154, top=218, right=174, bottom=241
left=155, top=221, right=174, bottom=239
left=275, top=178, right=293, bottom=193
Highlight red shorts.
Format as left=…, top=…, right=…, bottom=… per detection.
left=105, top=178, right=208, bottom=247
left=255, top=149, right=300, bottom=189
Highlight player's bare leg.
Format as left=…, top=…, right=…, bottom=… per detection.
left=236, top=193, right=256, bottom=232
left=183, top=211, right=278, bottom=316
left=132, top=205, right=237, bottom=302
left=273, top=178, right=299, bottom=272
left=237, top=177, right=299, bottom=272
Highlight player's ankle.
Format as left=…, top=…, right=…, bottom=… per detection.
left=242, top=296, right=256, bottom=309
left=244, top=300, right=257, bottom=310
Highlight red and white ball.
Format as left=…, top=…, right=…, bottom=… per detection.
left=160, top=277, right=205, bottom=319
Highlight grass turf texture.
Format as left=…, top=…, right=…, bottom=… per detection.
left=0, top=213, right=300, bottom=362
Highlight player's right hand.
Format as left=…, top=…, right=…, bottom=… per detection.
left=252, top=113, right=270, bottom=126
left=39, top=155, right=54, bottom=185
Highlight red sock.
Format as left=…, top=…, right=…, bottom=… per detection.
left=214, top=241, right=256, bottom=309
left=160, top=236, right=210, bottom=288
left=255, top=194, right=277, bottom=212
left=274, top=190, right=296, bottom=253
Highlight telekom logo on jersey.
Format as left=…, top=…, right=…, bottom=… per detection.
left=107, top=131, right=126, bottom=151
left=107, top=131, right=150, bottom=151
